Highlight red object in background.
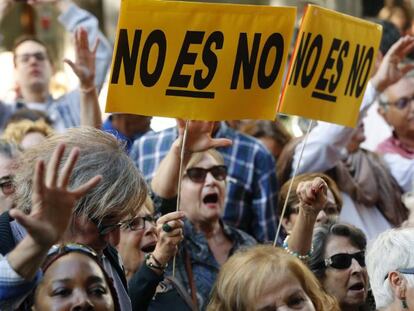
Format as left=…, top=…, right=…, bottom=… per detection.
left=40, top=15, right=51, bottom=30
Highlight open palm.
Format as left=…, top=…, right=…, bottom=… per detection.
left=10, top=144, right=101, bottom=247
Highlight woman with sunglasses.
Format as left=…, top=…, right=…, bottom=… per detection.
left=32, top=243, right=121, bottom=311
left=281, top=178, right=371, bottom=310
left=149, top=121, right=257, bottom=311
left=367, top=227, right=414, bottom=310
left=308, top=222, right=370, bottom=311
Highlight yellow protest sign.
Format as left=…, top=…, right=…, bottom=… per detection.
left=106, top=0, right=296, bottom=121
left=279, top=5, right=382, bottom=127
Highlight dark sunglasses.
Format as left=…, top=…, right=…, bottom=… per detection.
left=0, top=175, right=15, bottom=196
left=123, top=214, right=159, bottom=231
left=388, top=95, right=414, bottom=110
left=16, top=52, right=48, bottom=63
left=323, top=251, right=365, bottom=269
left=186, top=165, right=227, bottom=183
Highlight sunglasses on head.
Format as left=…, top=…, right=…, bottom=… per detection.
left=45, top=243, right=99, bottom=271
left=186, top=165, right=227, bottom=183
left=48, top=243, right=98, bottom=258
left=323, top=251, right=365, bottom=269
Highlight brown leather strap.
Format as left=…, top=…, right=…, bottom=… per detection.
left=184, top=248, right=199, bottom=311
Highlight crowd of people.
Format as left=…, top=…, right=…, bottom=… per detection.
left=1, top=0, right=414, bottom=310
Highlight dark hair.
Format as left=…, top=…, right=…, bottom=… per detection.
left=371, top=19, right=401, bottom=55
left=308, top=222, right=367, bottom=279
left=12, top=35, right=52, bottom=66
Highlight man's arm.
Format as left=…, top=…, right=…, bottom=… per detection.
left=56, top=0, right=112, bottom=90
left=65, top=27, right=102, bottom=128
left=0, top=253, right=41, bottom=309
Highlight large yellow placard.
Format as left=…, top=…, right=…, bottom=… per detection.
left=106, top=0, right=296, bottom=121
left=279, top=5, right=382, bottom=127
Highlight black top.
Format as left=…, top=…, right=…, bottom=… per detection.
left=129, top=264, right=191, bottom=311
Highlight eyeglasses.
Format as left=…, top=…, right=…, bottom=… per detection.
left=90, top=217, right=128, bottom=236
left=384, top=267, right=414, bottom=280
left=186, top=165, right=227, bottom=183
left=15, top=52, right=47, bottom=64
left=0, top=175, right=15, bottom=196
left=388, top=95, right=414, bottom=110
left=323, top=251, right=365, bottom=269
left=123, top=214, right=159, bottom=231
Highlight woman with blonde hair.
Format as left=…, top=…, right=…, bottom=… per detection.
left=2, top=118, right=53, bottom=149
left=207, top=245, right=339, bottom=311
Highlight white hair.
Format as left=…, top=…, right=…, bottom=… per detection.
left=366, top=227, right=414, bottom=308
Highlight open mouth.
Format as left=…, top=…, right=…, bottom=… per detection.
left=140, top=242, right=156, bottom=253
left=203, top=193, right=219, bottom=205
left=348, top=282, right=364, bottom=291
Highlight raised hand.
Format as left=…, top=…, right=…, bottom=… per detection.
left=372, top=36, right=414, bottom=92
left=152, top=211, right=185, bottom=267
left=64, top=27, right=99, bottom=90
left=9, top=143, right=102, bottom=247
left=296, top=177, right=328, bottom=218
left=176, top=119, right=232, bottom=153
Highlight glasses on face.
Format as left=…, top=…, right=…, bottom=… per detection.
left=384, top=267, right=414, bottom=280
left=323, top=251, right=365, bottom=269
left=123, top=214, right=159, bottom=231
left=15, top=52, right=47, bottom=64
left=186, top=165, right=227, bottom=183
left=90, top=216, right=128, bottom=236
left=0, top=175, right=15, bottom=196
left=388, top=95, right=414, bottom=110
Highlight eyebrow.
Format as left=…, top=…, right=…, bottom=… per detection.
left=51, top=276, right=105, bottom=285
left=51, top=278, right=71, bottom=285
left=86, top=276, right=105, bottom=284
